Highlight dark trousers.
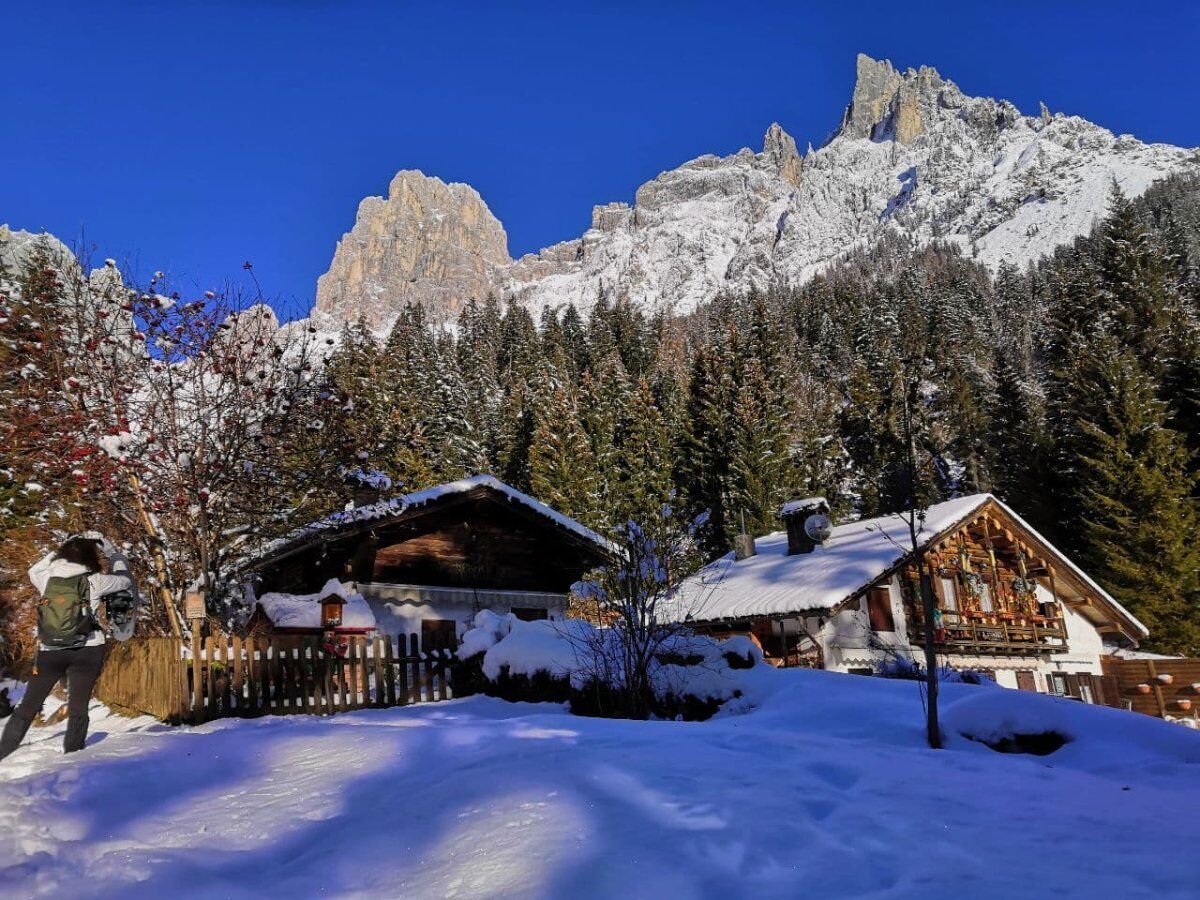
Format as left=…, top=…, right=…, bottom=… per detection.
left=0, top=643, right=106, bottom=760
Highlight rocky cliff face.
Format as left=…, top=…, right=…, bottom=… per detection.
left=314, top=171, right=510, bottom=330
left=314, top=54, right=1200, bottom=330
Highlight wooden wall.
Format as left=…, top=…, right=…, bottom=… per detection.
left=254, top=490, right=606, bottom=596
left=1101, top=657, right=1200, bottom=720
left=371, top=501, right=588, bottom=592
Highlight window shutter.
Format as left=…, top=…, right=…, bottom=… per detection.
left=1065, top=673, right=1081, bottom=698
left=939, top=577, right=958, bottom=612
left=867, top=588, right=896, bottom=632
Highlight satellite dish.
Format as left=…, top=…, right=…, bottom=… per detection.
left=804, top=513, right=833, bottom=544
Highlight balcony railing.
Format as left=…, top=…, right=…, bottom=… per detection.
left=911, top=609, right=1068, bottom=655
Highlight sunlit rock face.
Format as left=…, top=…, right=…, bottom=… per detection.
left=314, top=171, right=511, bottom=331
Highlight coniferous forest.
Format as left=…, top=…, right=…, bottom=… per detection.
left=321, top=178, right=1200, bottom=655
left=3, top=178, right=1199, bottom=661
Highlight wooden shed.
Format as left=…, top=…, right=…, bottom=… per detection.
left=239, top=475, right=614, bottom=646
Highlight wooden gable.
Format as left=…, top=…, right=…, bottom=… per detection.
left=247, top=484, right=611, bottom=597
left=856, top=498, right=1144, bottom=651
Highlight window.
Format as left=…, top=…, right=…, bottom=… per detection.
left=1047, top=672, right=1069, bottom=696
left=848, top=667, right=873, bottom=676
left=1077, top=674, right=1095, bottom=705
left=867, top=588, right=895, bottom=633
left=939, top=577, right=958, bottom=611
left=421, top=618, right=457, bottom=651
left=979, top=582, right=994, bottom=613
left=512, top=606, right=548, bottom=622
left=1015, top=670, right=1037, bottom=692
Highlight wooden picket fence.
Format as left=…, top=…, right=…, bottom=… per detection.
left=95, top=632, right=459, bottom=725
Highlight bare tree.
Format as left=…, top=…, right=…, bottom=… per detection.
left=30, top=246, right=348, bottom=637
left=569, top=502, right=712, bottom=719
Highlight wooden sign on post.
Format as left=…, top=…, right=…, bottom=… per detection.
left=185, top=590, right=207, bottom=622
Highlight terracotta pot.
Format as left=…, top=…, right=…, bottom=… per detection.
left=1155, top=673, right=1174, bottom=685
left=1177, top=699, right=1192, bottom=711
left=1136, top=683, right=1152, bottom=695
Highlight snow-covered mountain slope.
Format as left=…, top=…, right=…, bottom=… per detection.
left=314, top=54, right=1199, bottom=329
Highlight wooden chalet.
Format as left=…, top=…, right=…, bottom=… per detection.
left=675, top=494, right=1148, bottom=703
left=239, top=475, right=614, bottom=648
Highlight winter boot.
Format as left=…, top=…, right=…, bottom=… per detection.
left=0, top=709, right=34, bottom=761
left=63, top=715, right=90, bottom=754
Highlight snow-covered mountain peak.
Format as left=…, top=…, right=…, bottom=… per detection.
left=313, top=54, right=1200, bottom=328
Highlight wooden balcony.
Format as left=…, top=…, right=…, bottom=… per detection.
left=910, top=609, right=1068, bottom=655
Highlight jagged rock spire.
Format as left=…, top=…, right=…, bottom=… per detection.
left=839, top=53, right=955, bottom=144
left=763, top=123, right=802, bottom=187
left=315, top=170, right=511, bottom=329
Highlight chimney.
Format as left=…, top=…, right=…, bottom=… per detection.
left=733, top=509, right=757, bottom=560
left=734, top=533, right=757, bottom=560
left=342, top=467, right=393, bottom=508
left=780, top=497, right=831, bottom=555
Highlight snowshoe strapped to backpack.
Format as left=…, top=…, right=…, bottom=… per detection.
left=102, top=589, right=139, bottom=642
left=38, top=574, right=94, bottom=649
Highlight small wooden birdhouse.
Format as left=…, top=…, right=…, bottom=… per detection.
left=321, top=588, right=345, bottom=629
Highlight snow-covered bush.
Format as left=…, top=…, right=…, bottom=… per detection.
left=875, top=656, right=999, bottom=686
left=457, top=611, right=770, bottom=720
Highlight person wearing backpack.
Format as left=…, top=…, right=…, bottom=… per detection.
left=0, top=534, right=135, bottom=761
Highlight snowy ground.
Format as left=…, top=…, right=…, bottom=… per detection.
left=1, top=671, right=1197, bottom=899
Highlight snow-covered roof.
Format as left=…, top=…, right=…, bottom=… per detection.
left=674, top=493, right=1148, bottom=638
left=779, top=497, right=828, bottom=517
left=246, top=474, right=615, bottom=568
left=1103, top=647, right=1180, bottom=661
left=257, top=579, right=376, bottom=630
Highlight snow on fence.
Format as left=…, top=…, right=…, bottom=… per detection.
left=95, top=633, right=458, bottom=725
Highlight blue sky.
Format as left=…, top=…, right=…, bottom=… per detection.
left=3, top=1, right=1198, bottom=317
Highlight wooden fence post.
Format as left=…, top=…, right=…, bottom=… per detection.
left=231, top=636, right=244, bottom=715
left=383, top=636, right=397, bottom=706
left=245, top=636, right=259, bottom=715
left=266, top=638, right=281, bottom=715
left=409, top=634, right=421, bottom=704
left=204, top=635, right=218, bottom=719
left=423, top=636, right=435, bottom=703
left=191, top=623, right=203, bottom=725
left=396, top=634, right=410, bottom=706
left=372, top=636, right=385, bottom=707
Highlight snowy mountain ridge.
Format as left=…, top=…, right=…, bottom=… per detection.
left=312, top=53, right=1199, bottom=331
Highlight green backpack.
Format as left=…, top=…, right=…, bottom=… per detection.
left=39, top=574, right=94, bottom=649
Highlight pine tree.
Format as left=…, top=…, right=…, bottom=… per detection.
left=1098, top=185, right=1182, bottom=375
left=528, top=378, right=601, bottom=526
left=613, top=378, right=674, bottom=526
left=1069, top=337, right=1200, bottom=653
left=985, top=349, right=1054, bottom=527
left=679, top=335, right=738, bottom=553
